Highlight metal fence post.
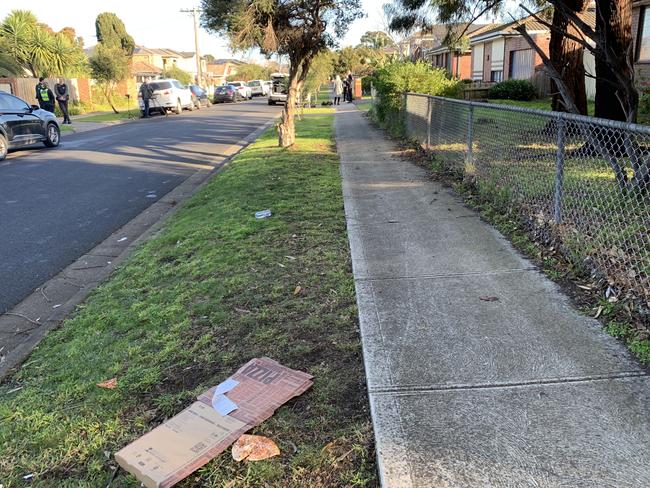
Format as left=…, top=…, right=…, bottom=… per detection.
left=466, top=104, right=474, bottom=166
left=554, top=114, right=566, bottom=224
left=426, top=96, right=432, bottom=150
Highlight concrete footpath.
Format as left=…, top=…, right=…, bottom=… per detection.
left=335, top=105, right=650, bottom=487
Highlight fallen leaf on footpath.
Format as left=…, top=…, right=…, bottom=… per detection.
left=96, top=378, right=118, bottom=389
left=232, top=434, right=280, bottom=462
left=294, top=285, right=302, bottom=296
left=479, top=296, right=499, bottom=302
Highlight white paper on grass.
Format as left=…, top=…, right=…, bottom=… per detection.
left=211, top=378, right=240, bottom=415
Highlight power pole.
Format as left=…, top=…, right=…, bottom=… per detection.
left=180, top=7, right=203, bottom=85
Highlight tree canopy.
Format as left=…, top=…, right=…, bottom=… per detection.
left=163, top=64, right=193, bottom=85
left=95, top=12, right=135, bottom=55
left=0, top=10, right=87, bottom=77
left=201, top=0, right=363, bottom=147
left=359, top=30, right=395, bottom=49
left=228, top=63, right=271, bottom=82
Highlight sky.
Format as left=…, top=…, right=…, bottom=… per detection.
left=0, top=0, right=387, bottom=62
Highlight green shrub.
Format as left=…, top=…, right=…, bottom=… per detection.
left=488, top=79, right=537, bottom=101
left=361, top=76, right=373, bottom=96
left=372, top=61, right=463, bottom=124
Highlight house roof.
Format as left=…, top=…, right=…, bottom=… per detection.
left=470, top=5, right=595, bottom=45
left=134, top=46, right=183, bottom=57
left=132, top=60, right=163, bottom=75
left=428, top=23, right=501, bottom=55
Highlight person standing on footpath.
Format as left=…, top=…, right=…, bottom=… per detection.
left=55, top=78, right=71, bottom=124
left=35, top=78, right=55, bottom=113
left=333, top=75, right=343, bottom=105
left=139, top=82, right=153, bottom=118
left=346, top=72, right=354, bottom=102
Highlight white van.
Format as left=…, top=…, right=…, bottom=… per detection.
left=139, top=79, right=193, bottom=115
left=268, top=73, right=288, bottom=105
left=248, top=79, right=269, bottom=97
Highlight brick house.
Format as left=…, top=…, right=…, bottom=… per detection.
left=469, top=7, right=596, bottom=96
left=469, top=16, right=550, bottom=84
left=428, top=24, right=500, bottom=80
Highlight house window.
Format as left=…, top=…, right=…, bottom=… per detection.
left=637, top=6, right=650, bottom=62
left=509, top=49, right=534, bottom=80
left=490, top=70, right=503, bottom=82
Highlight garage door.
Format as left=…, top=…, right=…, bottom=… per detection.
left=509, top=49, right=534, bottom=80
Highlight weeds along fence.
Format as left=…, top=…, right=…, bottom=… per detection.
left=376, top=92, right=649, bottom=310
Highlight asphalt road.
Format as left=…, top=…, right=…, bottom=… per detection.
left=0, top=98, right=279, bottom=313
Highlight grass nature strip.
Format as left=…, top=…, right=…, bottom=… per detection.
left=0, top=115, right=376, bottom=487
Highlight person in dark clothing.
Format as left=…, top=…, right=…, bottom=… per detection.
left=55, top=78, right=71, bottom=124
left=342, top=77, right=350, bottom=104
left=346, top=73, right=354, bottom=102
left=35, top=79, right=55, bottom=113
left=139, top=82, right=153, bottom=118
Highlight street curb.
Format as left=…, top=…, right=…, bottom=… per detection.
left=0, top=116, right=278, bottom=379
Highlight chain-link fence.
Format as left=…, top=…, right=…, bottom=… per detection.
left=381, top=93, right=649, bottom=310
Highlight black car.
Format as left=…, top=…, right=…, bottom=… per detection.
left=189, top=85, right=212, bottom=109
left=0, top=91, right=60, bottom=161
left=213, top=85, right=242, bottom=103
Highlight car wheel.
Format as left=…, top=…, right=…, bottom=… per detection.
left=44, top=123, right=60, bottom=148
left=206, top=100, right=212, bottom=107
left=188, top=101, right=195, bottom=111
left=174, top=99, right=182, bottom=114
left=0, top=133, right=7, bottom=161
left=268, top=100, right=275, bottom=105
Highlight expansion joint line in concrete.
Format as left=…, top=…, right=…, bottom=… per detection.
left=368, top=370, right=649, bottom=396
left=353, top=266, right=538, bottom=282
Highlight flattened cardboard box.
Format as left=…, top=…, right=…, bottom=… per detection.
left=115, top=401, right=247, bottom=488
left=115, top=358, right=313, bottom=488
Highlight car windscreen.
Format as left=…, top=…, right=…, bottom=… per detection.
left=230, top=82, right=242, bottom=87
left=148, top=81, right=172, bottom=91
left=215, top=86, right=232, bottom=93
left=0, top=93, right=30, bottom=111
left=248, top=81, right=260, bottom=86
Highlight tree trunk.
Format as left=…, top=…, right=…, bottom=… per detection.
left=278, top=67, right=300, bottom=148
left=594, top=0, right=637, bottom=122
left=550, top=0, right=588, bottom=114
left=104, top=84, right=119, bottom=114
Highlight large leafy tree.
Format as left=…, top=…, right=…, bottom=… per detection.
left=0, top=10, right=86, bottom=77
left=95, top=12, right=135, bottom=55
left=228, top=63, right=271, bottom=81
left=89, top=13, right=134, bottom=114
left=359, top=30, right=395, bottom=49
left=201, top=0, right=363, bottom=147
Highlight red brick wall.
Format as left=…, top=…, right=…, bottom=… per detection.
left=503, top=32, right=550, bottom=80
left=482, top=41, right=493, bottom=81
left=455, top=53, right=472, bottom=80
left=76, top=78, right=91, bottom=103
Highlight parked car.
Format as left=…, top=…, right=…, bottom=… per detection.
left=0, top=91, right=60, bottom=161
left=138, top=79, right=193, bottom=115
left=213, top=85, right=243, bottom=103
left=248, top=79, right=269, bottom=97
left=268, top=73, right=288, bottom=105
left=228, top=81, right=252, bottom=100
left=189, top=84, right=212, bottom=108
